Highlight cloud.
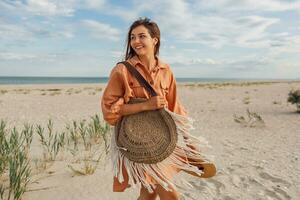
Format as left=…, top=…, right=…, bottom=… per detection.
left=83, top=0, right=106, bottom=10
left=234, top=15, right=280, bottom=48
left=116, top=0, right=296, bottom=51
left=271, top=34, right=300, bottom=54
left=0, top=52, right=37, bottom=60
left=26, top=0, right=75, bottom=16
left=109, top=50, right=124, bottom=59
left=0, top=0, right=75, bottom=17
left=0, top=0, right=107, bottom=17
left=128, top=0, right=277, bottom=49
left=81, top=20, right=121, bottom=41
left=167, top=53, right=272, bottom=74
left=274, top=62, right=300, bottom=79
left=0, top=20, right=74, bottom=47
left=166, top=56, right=222, bottom=68
left=0, top=22, right=33, bottom=42
left=0, top=0, right=299, bottom=78
left=0, top=52, right=64, bottom=62
left=195, top=0, right=300, bottom=12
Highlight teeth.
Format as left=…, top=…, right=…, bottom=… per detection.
left=135, top=46, right=143, bottom=49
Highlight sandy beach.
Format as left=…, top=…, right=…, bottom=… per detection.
left=0, top=81, right=299, bottom=200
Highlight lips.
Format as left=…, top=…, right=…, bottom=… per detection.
left=134, top=45, right=144, bottom=50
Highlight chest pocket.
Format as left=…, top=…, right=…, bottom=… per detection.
left=129, top=79, right=146, bottom=98
left=160, top=81, right=169, bottom=96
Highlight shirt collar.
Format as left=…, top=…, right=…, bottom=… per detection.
left=127, top=55, right=167, bottom=69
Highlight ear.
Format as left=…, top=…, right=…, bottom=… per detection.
left=153, top=38, right=158, bottom=45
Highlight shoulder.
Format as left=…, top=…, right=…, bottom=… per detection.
left=157, top=58, right=172, bottom=71
left=158, top=59, right=174, bottom=79
left=110, top=62, right=128, bottom=76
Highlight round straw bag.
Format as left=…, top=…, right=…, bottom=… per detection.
left=115, top=98, right=177, bottom=164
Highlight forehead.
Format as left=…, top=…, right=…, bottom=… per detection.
left=131, top=25, right=150, bottom=35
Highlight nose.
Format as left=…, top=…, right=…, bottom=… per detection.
left=131, top=37, right=140, bottom=44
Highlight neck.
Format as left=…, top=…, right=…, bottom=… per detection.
left=137, top=54, right=157, bottom=71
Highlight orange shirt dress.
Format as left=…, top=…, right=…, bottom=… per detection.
left=101, top=56, right=209, bottom=192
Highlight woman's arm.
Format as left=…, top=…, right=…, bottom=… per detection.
left=119, top=96, right=167, bottom=116
left=165, top=70, right=187, bottom=116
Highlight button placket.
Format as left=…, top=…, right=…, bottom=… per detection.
left=149, top=67, right=159, bottom=86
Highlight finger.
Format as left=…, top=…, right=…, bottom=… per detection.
left=159, top=97, right=166, bottom=102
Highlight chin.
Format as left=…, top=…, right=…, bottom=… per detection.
left=135, top=52, right=146, bottom=57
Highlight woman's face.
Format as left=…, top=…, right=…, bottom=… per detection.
left=130, top=25, right=158, bottom=57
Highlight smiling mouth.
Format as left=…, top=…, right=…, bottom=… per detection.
left=135, top=46, right=144, bottom=50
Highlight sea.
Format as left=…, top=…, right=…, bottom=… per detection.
left=0, top=76, right=297, bottom=85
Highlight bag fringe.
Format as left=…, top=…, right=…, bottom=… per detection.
left=110, top=108, right=214, bottom=193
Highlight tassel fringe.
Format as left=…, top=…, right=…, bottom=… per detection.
left=110, top=108, right=214, bottom=193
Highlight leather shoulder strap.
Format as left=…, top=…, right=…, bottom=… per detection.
left=118, top=61, right=157, bottom=97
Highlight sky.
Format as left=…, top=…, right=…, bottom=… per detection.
left=0, top=0, right=300, bottom=79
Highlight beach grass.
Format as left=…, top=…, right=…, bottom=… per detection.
left=0, top=90, right=8, bottom=95
left=0, top=87, right=103, bottom=96
left=243, top=97, right=251, bottom=104
left=272, top=101, right=282, bottom=105
left=233, top=109, right=265, bottom=128
left=287, top=89, right=300, bottom=112
left=0, top=121, right=31, bottom=200
left=181, top=80, right=300, bottom=89
left=66, top=115, right=110, bottom=176
left=0, top=115, right=111, bottom=199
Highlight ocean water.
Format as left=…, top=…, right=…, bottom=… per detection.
left=0, top=76, right=292, bottom=85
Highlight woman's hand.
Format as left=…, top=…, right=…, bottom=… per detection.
left=145, top=96, right=167, bottom=110
left=119, top=96, right=167, bottom=116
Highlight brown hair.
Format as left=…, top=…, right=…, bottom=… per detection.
left=125, top=17, right=161, bottom=60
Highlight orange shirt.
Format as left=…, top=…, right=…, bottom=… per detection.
left=101, top=56, right=187, bottom=126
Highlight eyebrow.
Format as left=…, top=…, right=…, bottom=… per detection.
left=130, top=33, right=147, bottom=36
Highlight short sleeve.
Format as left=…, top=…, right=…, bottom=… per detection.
left=166, top=70, right=188, bottom=116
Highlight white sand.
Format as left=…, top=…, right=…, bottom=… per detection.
left=0, top=81, right=299, bottom=200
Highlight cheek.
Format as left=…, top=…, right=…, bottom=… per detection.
left=130, top=41, right=134, bottom=48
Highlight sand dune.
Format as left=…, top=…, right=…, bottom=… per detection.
left=0, top=81, right=299, bottom=200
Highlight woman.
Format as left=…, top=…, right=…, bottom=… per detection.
left=101, top=18, right=215, bottom=200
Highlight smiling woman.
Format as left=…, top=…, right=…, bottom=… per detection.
left=126, top=20, right=160, bottom=64
left=101, top=17, right=216, bottom=200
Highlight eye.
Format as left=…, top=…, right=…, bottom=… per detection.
left=130, top=35, right=135, bottom=40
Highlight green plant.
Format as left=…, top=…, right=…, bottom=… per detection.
left=22, top=124, right=33, bottom=151
left=0, top=90, right=8, bottom=95
left=287, top=89, right=300, bottom=112
left=272, top=101, right=281, bottom=105
left=233, top=109, right=265, bottom=127
left=36, top=120, right=64, bottom=162
left=66, top=120, right=80, bottom=151
left=46, top=89, right=61, bottom=92
left=243, top=96, right=251, bottom=104
left=0, top=121, right=8, bottom=200
left=0, top=120, right=9, bottom=176
left=78, top=120, right=91, bottom=151
left=0, top=115, right=111, bottom=198
left=67, top=115, right=111, bottom=176
left=95, top=87, right=102, bottom=92
left=7, top=148, right=31, bottom=200
left=0, top=125, right=31, bottom=200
